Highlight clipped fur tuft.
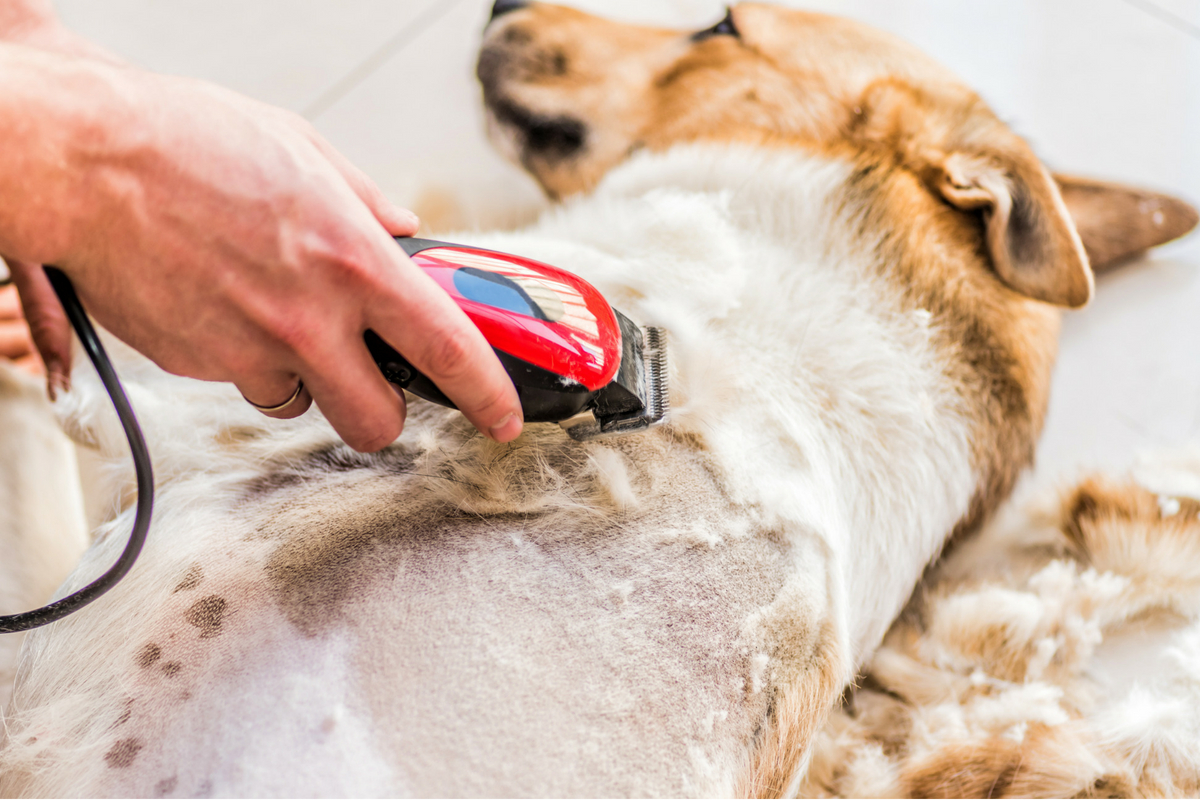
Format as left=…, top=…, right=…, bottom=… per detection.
left=798, top=455, right=1200, bottom=799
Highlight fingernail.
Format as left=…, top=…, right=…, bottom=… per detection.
left=45, top=360, right=69, bottom=402
left=488, top=413, right=523, bottom=443
left=388, top=382, right=406, bottom=399
left=397, top=207, right=419, bottom=230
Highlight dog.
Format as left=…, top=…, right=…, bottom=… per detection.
left=1, top=3, right=1194, bottom=796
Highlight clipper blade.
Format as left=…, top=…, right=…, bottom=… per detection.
left=565, top=324, right=668, bottom=442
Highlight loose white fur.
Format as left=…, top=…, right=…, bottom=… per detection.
left=0, top=146, right=977, bottom=796
left=799, top=453, right=1200, bottom=798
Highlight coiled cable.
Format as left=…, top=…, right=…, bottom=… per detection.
left=0, top=267, right=153, bottom=633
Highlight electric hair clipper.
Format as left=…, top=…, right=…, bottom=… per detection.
left=367, top=238, right=668, bottom=440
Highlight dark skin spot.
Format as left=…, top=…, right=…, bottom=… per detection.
left=243, top=444, right=416, bottom=499
left=173, top=564, right=203, bottom=593
left=154, top=776, right=178, bottom=797
left=265, top=518, right=397, bottom=638
left=307, top=445, right=415, bottom=474
left=185, top=596, right=228, bottom=639
left=137, top=643, right=162, bottom=668
left=263, top=433, right=610, bottom=636
left=104, top=738, right=143, bottom=769
left=112, top=699, right=133, bottom=728
left=242, top=469, right=305, bottom=498
left=162, top=662, right=183, bottom=677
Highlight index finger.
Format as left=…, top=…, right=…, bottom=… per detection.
left=367, top=255, right=524, bottom=443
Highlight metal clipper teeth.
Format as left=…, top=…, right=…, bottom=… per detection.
left=641, top=326, right=669, bottom=423
left=564, top=323, right=668, bottom=442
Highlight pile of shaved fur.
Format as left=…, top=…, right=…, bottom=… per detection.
left=800, top=451, right=1200, bottom=798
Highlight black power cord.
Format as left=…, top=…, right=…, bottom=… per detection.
left=0, top=267, right=154, bottom=633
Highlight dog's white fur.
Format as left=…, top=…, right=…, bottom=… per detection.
left=0, top=363, right=87, bottom=710
left=0, top=145, right=982, bottom=796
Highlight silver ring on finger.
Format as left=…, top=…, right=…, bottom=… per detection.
left=243, top=380, right=305, bottom=414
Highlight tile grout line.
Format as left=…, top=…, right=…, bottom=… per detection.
left=303, top=0, right=472, bottom=121
left=1118, top=0, right=1200, bottom=42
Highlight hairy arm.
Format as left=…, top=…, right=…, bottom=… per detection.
left=0, top=15, right=523, bottom=449
left=0, top=0, right=119, bottom=61
left=0, top=0, right=104, bottom=375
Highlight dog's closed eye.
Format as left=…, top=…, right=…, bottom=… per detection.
left=692, top=8, right=739, bottom=42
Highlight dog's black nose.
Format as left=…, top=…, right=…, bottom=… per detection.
left=490, top=0, right=528, bottom=21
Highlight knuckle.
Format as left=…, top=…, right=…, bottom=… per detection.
left=25, top=316, right=59, bottom=343
left=355, top=172, right=385, bottom=202
left=475, top=383, right=516, bottom=419
left=21, top=305, right=64, bottom=340
left=270, top=106, right=312, bottom=136
left=421, top=325, right=480, bottom=381
left=321, top=242, right=379, bottom=289
left=256, top=305, right=331, bottom=367
left=269, top=315, right=318, bottom=355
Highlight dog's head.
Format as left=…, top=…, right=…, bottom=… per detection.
left=477, top=4, right=976, bottom=179
left=479, top=2, right=1195, bottom=310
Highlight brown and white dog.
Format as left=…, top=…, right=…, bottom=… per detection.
left=0, top=3, right=1194, bottom=797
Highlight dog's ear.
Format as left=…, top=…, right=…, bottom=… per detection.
left=934, top=149, right=1093, bottom=308
left=1053, top=175, right=1198, bottom=272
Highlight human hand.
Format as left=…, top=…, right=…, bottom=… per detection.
left=0, top=0, right=123, bottom=64
left=0, top=283, right=42, bottom=376
left=1, top=49, right=523, bottom=450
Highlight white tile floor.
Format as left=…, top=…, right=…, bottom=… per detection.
left=53, top=0, right=1200, bottom=488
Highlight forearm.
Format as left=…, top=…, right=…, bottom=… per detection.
left=0, top=0, right=58, bottom=42
left=0, top=44, right=132, bottom=267
left=0, top=1, right=120, bottom=62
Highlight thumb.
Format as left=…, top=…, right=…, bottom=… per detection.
left=9, top=261, right=72, bottom=400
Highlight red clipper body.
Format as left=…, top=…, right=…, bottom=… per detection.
left=366, top=238, right=668, bottom=440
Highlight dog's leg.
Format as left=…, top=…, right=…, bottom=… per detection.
left=740, top=619, right=846, bottom=799
left=737, top=551, right=851, bottom=799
